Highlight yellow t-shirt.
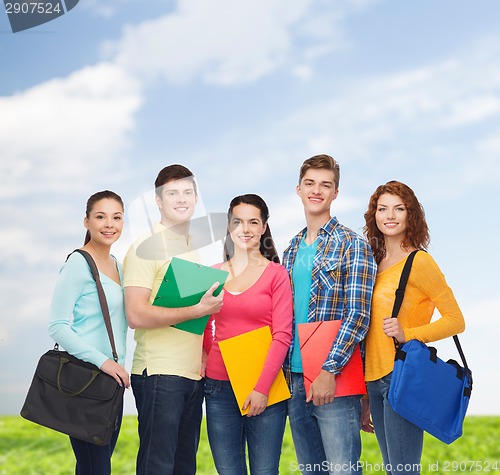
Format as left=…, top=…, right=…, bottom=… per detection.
left=123, top=222, right=202, bottom=380
left=364, top=251, right=465, bottom=382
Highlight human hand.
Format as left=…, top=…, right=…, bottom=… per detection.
left=197, top=283, right=224, bottom=316
left=307, top=370, right=336, bottom=406
left=383, top=318, right=405, bottom=343
left=242, top=390, right=268, bottom=417
left=361, top=398, right=374, bottom=433
left=100, top=359, right=130, bottom=388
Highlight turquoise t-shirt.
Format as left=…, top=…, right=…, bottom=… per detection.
left=290, top=236, right=317, bottom=372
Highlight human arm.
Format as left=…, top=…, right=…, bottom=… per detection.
left=388, top=252, right=465, bottom=344
left=100, top=359, right=130, bottom=388
left=125, top=283, right=223, bottom=329
left=242, top=390, right=268, bottom=417
left=307, top=370, right=337, bottom=405
left=253, top=266, right=293, bottom=397
left=241, top=267, right=292, bottom=416
left=309, top=239, right=376, bottom=405
left=48, top=253, right=122, bottom=369
left=321, top=240, right=376, bottom=374
left=361, top=397, right=374, bottom=433
left=123, top=240, right=223, bottom=329
left=383, top=318, right=405, bottom=343
left=319, top=238, right=377, bottom=368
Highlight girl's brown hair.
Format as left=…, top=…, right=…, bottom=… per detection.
left=363, top=181, right=430, bottom=263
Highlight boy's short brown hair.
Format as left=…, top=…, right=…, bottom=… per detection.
left=299, top=154, right=340, bottom=190
left=154, top=164, right=197, bottom=196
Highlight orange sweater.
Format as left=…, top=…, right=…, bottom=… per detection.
left=364, top=251, right=465, bottom=382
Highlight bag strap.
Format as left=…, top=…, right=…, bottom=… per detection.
left=453, top=335, right=472, bottom=380
left=391, top=250, right=472, bottom=381
left=390, top=250, right=419, bottom=349
left=391, top=250, right=419, bottom=319
left=70, top=249, right=119, bottom=363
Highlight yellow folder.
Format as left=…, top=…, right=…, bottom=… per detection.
left=218, top=326, right=291, bottom=415
left=153, top=257, right=229, bottom=335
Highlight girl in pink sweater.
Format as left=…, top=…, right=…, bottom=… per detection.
left=204, top=194, right=293, bottom=475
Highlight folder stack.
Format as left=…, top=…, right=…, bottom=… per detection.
left=153, top=257, right=229, bottom=335
left=219, top=326, right=291, bottom=415
left=298, top=320, right=366, bottom=397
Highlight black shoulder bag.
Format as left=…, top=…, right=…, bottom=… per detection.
left=387, top=250, right=473, bottom=444
left=20, top=250, right=125, bottom=446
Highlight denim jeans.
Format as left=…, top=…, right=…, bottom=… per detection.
left=204, top=377, right=287, bottom=475
left=367, top=372, right=423, bottom=475
left=287, top=373, right=362, bottom=475
left=69, top=410, right=122, bottom=475
left=131, top=372, right=204, bottom=475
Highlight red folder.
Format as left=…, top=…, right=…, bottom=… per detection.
left=298, top=320, right=366, bottom=397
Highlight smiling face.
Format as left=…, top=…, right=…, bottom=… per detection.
left=84, top=198, right=124, bottom=247
left=375, top=193, right=408, bottom=240
left=228, top=203, right=267, bottom=253
left=296, top=167, right=339, bottom=219
left=156, top=177, right=198, bottom=226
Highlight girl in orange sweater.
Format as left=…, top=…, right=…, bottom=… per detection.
left=363, top=181, right=465, bottom=475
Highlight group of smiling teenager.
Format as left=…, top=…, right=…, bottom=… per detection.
left=48, top=155, right=465, bottom=475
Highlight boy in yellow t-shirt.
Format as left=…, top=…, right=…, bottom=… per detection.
left=123, top=164, right=223, bottom=475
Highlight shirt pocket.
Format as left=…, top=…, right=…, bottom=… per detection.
left=318, top=261, right=340, bottom=291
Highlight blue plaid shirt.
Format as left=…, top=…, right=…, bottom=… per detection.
left=283, top=216, right=377, bottom=375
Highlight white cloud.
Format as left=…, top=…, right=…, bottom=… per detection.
left=258, top=39, right=500, bottom=194
left=109, top=0, right=310, bottom=85
left=0, top=61, right=142, bottom=275
left=0, top=62, right=142, bottom=198
left=80, top=0, right=137, bottom=18
left=107, top=0, right=377, bottom=86
left=291, top=64, right=314, bottom=82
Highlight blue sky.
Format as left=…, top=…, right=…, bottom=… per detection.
left=1, top=0, right=499, bottom=416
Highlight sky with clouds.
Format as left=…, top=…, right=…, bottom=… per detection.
left=1, top=0, right=499, bottom=416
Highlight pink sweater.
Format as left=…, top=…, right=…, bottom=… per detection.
left=204, top=262, right=293, bottom=396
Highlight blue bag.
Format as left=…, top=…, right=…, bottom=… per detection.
left=386, top=251, right=473, bottom=444
left=388, top=338, right=472, bottom=444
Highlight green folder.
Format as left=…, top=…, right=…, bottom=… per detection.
left=153, top=257, right=229, bottom=335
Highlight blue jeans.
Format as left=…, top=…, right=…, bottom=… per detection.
left=367, top=373, right=423, bottom=475
left=204, top=377, right=287, bottom=475
left=131, top=372, right=204, bottom=475
left=287, top=373, right=362, bottom=475
left=69, top=410, right=122, bottom=475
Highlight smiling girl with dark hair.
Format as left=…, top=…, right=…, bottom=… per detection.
left=48, top=191, right=129, bottom=475
left=204, top=193, right=293, bottom=475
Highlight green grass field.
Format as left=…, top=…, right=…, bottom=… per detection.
left=1, top=416, right=498, bottom=474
